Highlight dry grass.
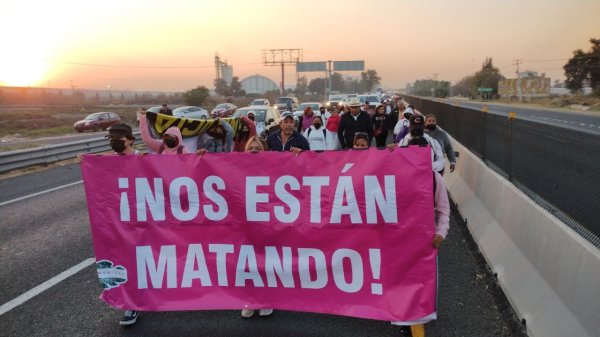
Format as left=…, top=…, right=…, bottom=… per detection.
left=0, top=106, right=139, bottom=138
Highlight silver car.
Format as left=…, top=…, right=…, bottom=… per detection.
left=233, top=106, right=281, bottom=136
left=173, top=106, right=210, bottom=120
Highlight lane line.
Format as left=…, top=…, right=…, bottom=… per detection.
left=0, top=180, right=83, bottom=207
left=0, top=257, right=95, bottom=316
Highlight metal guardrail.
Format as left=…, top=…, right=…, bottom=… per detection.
left=0, top=131, right=141, bottom=173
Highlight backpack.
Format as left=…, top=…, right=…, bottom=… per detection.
left=158, top=144, right=184, bottom=154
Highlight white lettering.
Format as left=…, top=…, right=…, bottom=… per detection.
left=332, top=249, right=363, bottom=293
left=246, top=177, right=270, bottom=221
left=274, top=176, right=300, bottom=223
left=264, top=246, right=295, bottom=288
left=298, top=248, right=328, bottom=289
left=209, top=244, right=234, bottom=286
left=135, top=178, right=165, bottom=221
left=330, top=176, right=362, bottom=223
left=119, top=178, right=130, bottom=221
left=203, top=176, right=228, bottom=221
left=170, top=177, right=199, bottom=221
left=181, top=244, right=212, bottom=287
left=235, top=245, right=265, bottom=287
left=365, top=176, right=397, bottom=223
left=302, top=176, right=330, bottom=223
left=136, top=245, right=177, bottom=289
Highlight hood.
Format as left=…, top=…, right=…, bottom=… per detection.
left=161, top=126, right=186, bottom=154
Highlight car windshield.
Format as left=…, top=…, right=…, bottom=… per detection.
left=173, top=107, right=200, bottom=114
left=330, top=96, right=343, bottom=102
left=215, top=104, right=228, bottom=109
left=298, top=103, right=319, bottom=111
left=84, top=113, right=102, bottom=120
left=276, top=98, right=291, bottom=104
left=234, top=108, right=266, bottom=122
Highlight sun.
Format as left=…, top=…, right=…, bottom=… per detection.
left=0, top=56, right=49, bottom=87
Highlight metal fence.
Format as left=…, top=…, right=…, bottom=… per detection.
left=404, top=95, right=600, bottom=248
left=0, top=132, right=141, bottom=174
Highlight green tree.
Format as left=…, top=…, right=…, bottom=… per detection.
left=452, top=75, right=477, bottom=97
left=564, top=38, right=600, bottom=95
left=296, top=76, right=308, bottom=95
left=474, top=58, right=504, bottom=96
left=360, top=69, right=381, bottom=93
left=214, top=78, right=231, bottom=96
left=330, top=72, right=345, bottom=92
left=183, top=86, right=210, bottom=106
left=308, top=77, right=326, bottom=94
left=230, top=76, right=245, bottom=97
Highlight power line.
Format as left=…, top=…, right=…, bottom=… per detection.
left=44, top=59, right=263, bottom=69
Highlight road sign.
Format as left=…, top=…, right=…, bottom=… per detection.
left=333, top=61, right=364, bottom=71
left=297, top=62, right=327, bottom=72
left=478, top=88, right=493, bottom=92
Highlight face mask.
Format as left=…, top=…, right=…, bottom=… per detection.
left=208, top=131, right=225, bottom=139
left=110, top=139, right=126, bottom=153
left=248, top=115, right=255, bottom=121
left=425, top=124, right=437, bottom=131
left=164, top=137, right=179, bottom=148
left=410, top=128, right=424, bottom=138
left=314, top=123, right=322, bottom=129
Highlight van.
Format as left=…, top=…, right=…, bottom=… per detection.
left=274, top=97, right=299, bottom=112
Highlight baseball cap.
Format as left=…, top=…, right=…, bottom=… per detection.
left=280, top=111, right=294, bottom=120
left=106, top=123, right=133, bottom=139
left=409, top=114, right=424, bottom=130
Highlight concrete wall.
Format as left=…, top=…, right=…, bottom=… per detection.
left=444, top=135, right=600, bottom=337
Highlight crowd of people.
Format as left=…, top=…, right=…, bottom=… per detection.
left=84, top=96, right=456, bottom=330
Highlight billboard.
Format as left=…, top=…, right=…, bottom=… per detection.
left=333, top=61, right=365, bottom=71
left=296, top=62, right=327, bottom=72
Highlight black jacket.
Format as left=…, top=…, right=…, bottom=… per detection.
left=337, top=111, right=373, bottom=149
left=267, top=131, right=310, bottom=152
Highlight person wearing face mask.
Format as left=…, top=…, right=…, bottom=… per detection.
left=106, top=123, right=137, bottom=155
left=425, top=114, right=456, bottom=175
left=372, top=104, right=392, bottom=148
left=396, top=115, right=445, bottom=173
left=233, top=116, right=257, bottom=152
left=138, top=110, right=190, bottom=154
left=393, top=106, right=413, bottom=143
left=303, top=115, right=327, bottom=151
left=196, top=119, right=233, bottom=154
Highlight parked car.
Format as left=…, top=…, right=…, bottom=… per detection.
left=326, top=95, right=345, bottom=108
left=249, top=98, right=270, bottom=106
left=273, top=97, right=299, bottom=112
left=233, top=106, right=281, bottom=136
left=293, top=102, right=323, bottom=122
left=73, top=112, right=121, bottom=132
left=210, top=103, right=237, bottom=118
left=358, top=94, right=381, bottom=107
left=146, top=106, right=163, bottom=114
left=173, top=106, right=210, bottom=120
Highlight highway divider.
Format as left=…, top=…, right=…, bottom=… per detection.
left=0, top=132, right=140, bottom=173
left=444, top=134, right=600, bottom=337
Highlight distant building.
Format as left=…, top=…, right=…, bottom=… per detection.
left=222, top=65, right=233, bottom=86
left=241, top=75, right=279, bottom=94
left=498, top=71, right=551, bottom=98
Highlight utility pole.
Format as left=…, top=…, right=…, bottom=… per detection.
left=432, top=73, right=438, bottom=97
left=513, top=59, right=523, bottom=101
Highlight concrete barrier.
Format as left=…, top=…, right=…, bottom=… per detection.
left=444, top=135, right=600, bottom=337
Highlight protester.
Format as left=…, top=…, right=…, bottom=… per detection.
left=196, top=119, right=233, bottom=154
left=266, top=111, right=309, bottom=154
left=138, top=111, right=190, bottom=154
left=318, top=106, right=328, bottom=126
left=303, top=115, right=327, bottom=151
left=395, top=115, right=445, bottom=173
left=337, top=97, right=373, bottom=149
left=159, top=104, right=173, bottom=116
left=240, top=135, right=274, bottom=318
left=78, top=122, right=141, bottom=325
left=352, top=132, right=370, bottom=150
left=325, top=107, right=341, bottom=150
left=297, top=105, right=316, bottom=133
left=425, top=114, right=456, bottom=175
left=393, top=106, right=414, bottom=142
left=233, top=116, right=257, bottom=152
left=390, top=101, right=405, bottom=127
left=372, top=104, right=392, bottom=147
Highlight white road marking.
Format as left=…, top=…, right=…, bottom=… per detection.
left=0, top=257, right=95, bottom=316
left=0, top=180, right=83, bottom=207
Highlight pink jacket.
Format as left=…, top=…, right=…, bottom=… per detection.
left=138, top=114, right=190, bottom=154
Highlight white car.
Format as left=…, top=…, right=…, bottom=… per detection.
left=250, top=98, right=270, bottom=106
left=233, top=106, right=281, bottom=136
left=358, top=94, right=381, bottom=107
left=326, top=95, right=345, bottom=108
left=173, top=106, right=210, bottom=120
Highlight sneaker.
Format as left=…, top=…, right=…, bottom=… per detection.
left=258, top=309, right=273, bottom=317
left=119, top=310, right=139, bottom=326
left=241, top=309, right=255, bottom=318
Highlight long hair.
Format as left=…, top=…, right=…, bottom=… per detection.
left=244, top=136, right=268, bottom=152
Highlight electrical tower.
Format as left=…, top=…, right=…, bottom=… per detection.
left=262, top=49, right=303, bottom=94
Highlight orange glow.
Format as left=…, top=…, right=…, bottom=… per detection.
left=0, top=57, right=48, bottom=87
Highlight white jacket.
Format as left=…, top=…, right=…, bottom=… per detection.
left=303, top=126, right=328, bottom=151
left=398, top=134, right=445, bottom=172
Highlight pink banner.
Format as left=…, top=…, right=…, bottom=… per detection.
left=81, top=147, right=437, bottom=322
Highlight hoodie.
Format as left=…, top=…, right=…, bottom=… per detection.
left=233, top=116, right=257, bottom=152
left=139, top=114, right=190, bottom=154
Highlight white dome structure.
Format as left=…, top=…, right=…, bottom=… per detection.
left=241, top=75, right=279, bottom=94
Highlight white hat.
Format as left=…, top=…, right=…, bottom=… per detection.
left=347, top=97, right=361, bottom=107
left=403, top=107, right=414, bottom=115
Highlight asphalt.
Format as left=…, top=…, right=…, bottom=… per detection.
left=0, top=163, right=528, bottom=337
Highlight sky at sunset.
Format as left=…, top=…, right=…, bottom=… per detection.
left=1, top=0, right=599, bottom=91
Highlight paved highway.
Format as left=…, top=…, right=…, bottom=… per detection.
left=443, top=99, right=600, bottom=133
left=0, top=165, right=527, bottom=337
